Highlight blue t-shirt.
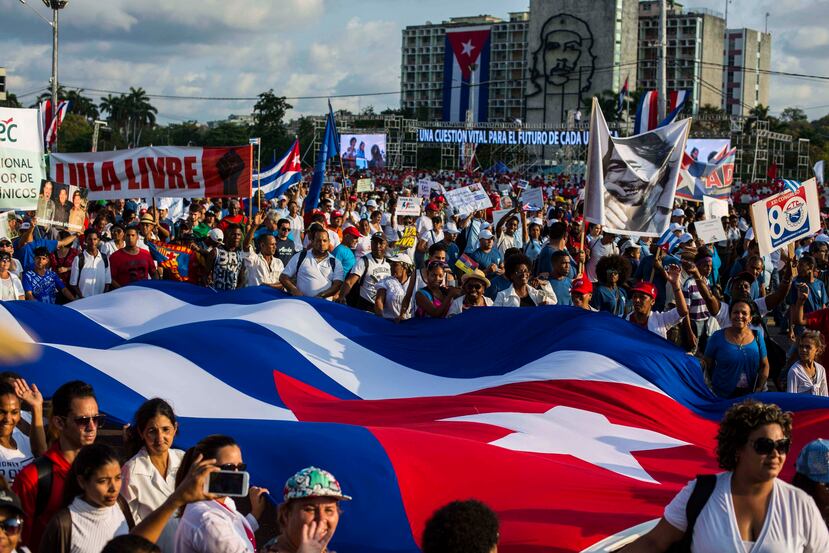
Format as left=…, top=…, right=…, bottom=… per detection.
left=22, top=269, right=64, bottom=304
left=591, top=285, right=627, bottom=316
left=445, top=242, right=460, bottom=270
left=332, top=244, right=357, bottom=275
left=472, top=248, right=503, bottom=277
left=704, top=329, right=767, bottom=397
left=523, top=239, right=544, bottom=262
left=486, top=274, right=511, bottom=301
left=548, top=277, right=572, bottom=306
left=18, top=239, right=59, bottom=272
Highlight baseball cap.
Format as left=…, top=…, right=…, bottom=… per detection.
left=0, top=488, right=24, bottom=517
left=19, top=222, right=31, bottom=231
left=630, top=281, right=658, bottom=299
left=283, top=466, right=352, bottom=502
left=734, top=271, right=756, bottom=284
left=426, top=202, right=439, bottom=212
left=672, top=208, right=685, bottom=217
left=387, top=252, right=413, bottom=266
left=444, top=222, right=460, bottom=235
left=677, top=233, right=694, bottom=245
left=331, top=210, right=344, bottom=218
left=528, top=217, right=544, bottom=226
left=795, top=439, right=829, bottom=484
left=668, top=223, right=685, bottom=233
left=479, top=229, right=494, bottom=240
left=619, top=239, right=637, bottom=252
left=207, top=228, right=224, bottom=243
left=815, top=234, right=829, bottom=243
left=366, top=199, right=378, bottom=208
left=342, top=226, right=361, bottom=239
left=570, top=277, right=593, bottom=295
left=371, top=231, right=387, bottom=242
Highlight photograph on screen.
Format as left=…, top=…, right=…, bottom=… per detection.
left=341, top=134, right=386, bottom=171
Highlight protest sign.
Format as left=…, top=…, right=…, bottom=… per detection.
left=50, top=146, right=253, bottom=200
left=519, top=187, right=544, bottom=211
left=492, top=208, right=513, bottom=228
left=417, top=180, right=436, bottom=198
left=0, top=212, right=18, bottom=240
left=35, top=181, right=89, bottom=231
left=497, top=183, right=512, bottom=195
left=444, top=183, right=492, bottom=216
left=703, top=196, right=729, bottom=221
left=750, top=178, right=820, bottom=257
left=396, top=196, right=422, bottom=217
left=396, top=226, right=418, bottom=248
left=0, top=107, right=45, bottom=210
left=517, top=179, right=529, bottom=190
left=356, top=178, right=373, bottom=193
left=693, top=218, right=727, bottom=244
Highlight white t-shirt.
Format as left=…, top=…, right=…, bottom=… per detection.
left=0, top=427, right=33, bottom=485
left=350, top=255, right=391, bottom=303
left=242, top=250, right=283, bottom=287
left=626, top=309, right=683, bottom=339
left=447, top=295, right=493, bottom=317
left=376, top=275, right=415, bottom=320
left=175, top=498, right=258, bottom=553
left=0, top=273, right=24, bottom=300
left=786, top=361, right=828, bottom=396
left=664, top=472, right=829, bottom=553
left=586, top=239, right=619, bottom=282
left=288, top=215, right=304, bottom=250
left=416, top=215, right=433, bottom=235
left=69, top=250, right=112, bottom=298
left=282, top=251, right=344, bottom=298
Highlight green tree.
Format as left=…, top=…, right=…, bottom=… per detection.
left=56, top=113, right=92, bottom=152
left=0, top=93, right=22, bottom=108
left=204, top=121, right=251, bottom=147
left=64, top=89, right=99, bottom=121
left=252, top=90, right=292, bottom=159
left=126, top=87, right=157, bottom=146
left=780, top=107, right=807, bottom=124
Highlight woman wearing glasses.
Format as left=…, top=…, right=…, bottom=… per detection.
left=0, top=478, right=27, bottom=553
left=590, top=254, right=629, bottom=317
left=174, top=435, right=269, bottom=553
left=494, top=254, right=557, bottom=307
left=447, top=269, right=493, bottom=317
left=40, top=444, right=132, bottom=552
left=120, top=399, right=184, bottom=552
left=619, top=400, right=829, bottom=552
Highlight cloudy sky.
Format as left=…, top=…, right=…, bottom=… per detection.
left=1, top=0, right=827, bottom=124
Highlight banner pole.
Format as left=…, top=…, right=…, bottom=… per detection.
left=257, top=141, right=262, bottom=212
left=578, top=223, right=586, bottom=276
left=248, top=143, right=254, bottom=220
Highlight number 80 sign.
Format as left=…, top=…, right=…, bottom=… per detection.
left=751, top=178, right=820, bottom=257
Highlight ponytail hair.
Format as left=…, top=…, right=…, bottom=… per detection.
left=175, top=435, right=238, bottom=515
left=63, top=444, right=121, bottom=508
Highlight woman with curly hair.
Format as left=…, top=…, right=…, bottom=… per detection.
left=590, top=254, right=630, bottom=316
left=494, top=253, right=556, bottom=307
left=619, top=400, right=829, bottom=552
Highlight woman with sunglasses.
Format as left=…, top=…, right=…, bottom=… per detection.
left=0, top=478, right=27, bottom=553
left=121, top=399, right=184, bottom=552
left=0, top=241, right=21, bottom=279
left=40, top=444, right=133, bottom=553
left=619, top=400, right=829, bottom=552
left=0, top=254, right=23, bottom=302
left=590, top=254, right=629, bottom=317
left=447, top=269, right=493, bottom=317
left=494, top=253, right=556, bottom=307
left=174, top=434, right=269, bottom=553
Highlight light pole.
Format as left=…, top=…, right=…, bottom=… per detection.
left=43, top=0, right=69, bottom=151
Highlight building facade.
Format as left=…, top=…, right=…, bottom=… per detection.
left=723, top=28, right=771, bottom=117
left=400, top=13, right=529, bottom=123
left=637, top=2, right=724, bottom=115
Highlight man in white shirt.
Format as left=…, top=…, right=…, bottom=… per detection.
left=279, top=226, right=343, bottom=299
left=337, top=232, right=391, bottom=310
left=286, top=200, right=305, bottom=251
left=244, top=235, right=284, bottom=289
left=69, top=230, right=113, bottom=298
left=625, top=266, right=688, bottom=339
left=586, top=231, right=619, bottom=282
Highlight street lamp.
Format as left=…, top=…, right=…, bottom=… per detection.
left=43, top=0, right=69, bottom=151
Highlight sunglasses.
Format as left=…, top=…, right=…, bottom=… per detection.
left=466, top=283, right=484, bottom=291
left=0, top=516, right=22, bottom=536
left=752, top=437, right=790, bottom=456
left=0, top=241, right=11, bottom=248
left=279, top=227, right=290, bottom=232
left=66, top=415, right=106, bottom=428
left=218, top=463, right=247, bottom=472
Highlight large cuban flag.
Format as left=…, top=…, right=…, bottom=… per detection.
left=442, top=27, right=491, bottom=123
left=3, top=282, right=828, bottom=552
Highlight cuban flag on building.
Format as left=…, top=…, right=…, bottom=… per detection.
left=633, top=90, right=689, bottom=135
left=254, top=139, right=302, bottom=202
left=5, top=282, right=828, bottom=552
left=442, top=27, right=491, bottom=123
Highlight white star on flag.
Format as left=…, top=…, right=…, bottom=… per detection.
left=461, top=39, right=475, bottom=57
left=441, top=405, right=689, bottom=484
left=292, top=154, right=300, bottom=166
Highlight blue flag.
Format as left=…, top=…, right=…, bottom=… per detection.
left=305, top=101, right=339, bottom=214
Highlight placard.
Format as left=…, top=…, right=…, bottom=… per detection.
left=519, top=187, right=544, bottom=211
left=417, top=180, right=436, bottom=198
left=356, top=178, right=373, bottom=193
left=516, top=179, right=529, bottom=190
left=703, top=196, right=729, bottom=221
left=35, top=181, right=89, bottom=231
left=0, top=212, right=19, bottom=240
left=396, top=226, right=418, bottom=248
left=0, top=107, right=45, bottom=210
left=395, top=196, right=422, bottom=217
left=750, top=178, right=820, bottom=257
left=492, top=208, right=513, bottom=228
left=498, top=184, right=512, bottom=195
left=693, top=218, right=727, bottom=244
left=444, top=183, right=492, bottom=217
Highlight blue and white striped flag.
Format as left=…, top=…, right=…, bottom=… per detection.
left=782, top=179, right=801, bottom=193
left=657, top=226, right=681, bottom=252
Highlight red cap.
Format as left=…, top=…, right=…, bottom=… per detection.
left=349, top=195, right=358, bottom=201
left=570, top=277, right=593, bottom=295
left=342, top=226, right=361, bottom=239
left=332, top=210, right=344, bottom=218
left=426, top=202, right=439, bottom=212
left=630, top=281, right=658, bottom=300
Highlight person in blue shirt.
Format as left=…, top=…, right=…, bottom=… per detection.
left=788, top=255, right=828, bottom=332
left=523, top=219, right=545, bottom=262
left=460, top=211, right=486, bottom=254
left=22, top=247, right=75, bottom=304
left=15, top=221, right=77, bottom=272
left=590, top=254, right=629, bottom=316
left=703, top=297, right=769, bottom=397
left=471, top=230, right=503, bottom=281
left=534, top=222, right=567, bottom=278
left=547, top=250, right=573, bottom=306
left=333, top=226, right=360, bottom=275
left=441, top=223, right=461, bottom=275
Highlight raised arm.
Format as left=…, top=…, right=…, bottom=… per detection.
left=665, top=264, right=688, bottom=318
left=682, top=261, right=720, bottom=317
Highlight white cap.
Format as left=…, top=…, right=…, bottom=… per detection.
left=815, top=234, right=829, bottom=243
left=678, top=233, right=694, bottom=244
left=528, top=217, right=544, bottom=226
left=444, top=222, right=460, bottom=234
left=669, top=223, right=685, bottom=233
left=619, top=239, right=637, bottom=252
left=387, top=252, right=413, bottom=265
left=672, top=208, right=685, bottom=217
left=208, top=228, right=224, bottom=243
left=366, top=199, right=378, bottom=208
left=479, top=229, right=494, bottom=240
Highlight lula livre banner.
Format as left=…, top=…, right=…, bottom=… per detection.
left=50, top=146, right=253, bottom=200
left=0, top=107, right=46, bottom=210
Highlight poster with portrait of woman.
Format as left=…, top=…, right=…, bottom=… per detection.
left=36, top=179, right=88, bottom=231
left=584, top=98, right=691, bottom=237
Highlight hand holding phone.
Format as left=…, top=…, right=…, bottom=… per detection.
left=203, top=470, right=250, bottom=497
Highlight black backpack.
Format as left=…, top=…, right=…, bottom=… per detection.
left=77, top=251, right=109, bottom=272
left=294, top=249, right=336, bottom=274
left=666, top=474, right=717, bottom=553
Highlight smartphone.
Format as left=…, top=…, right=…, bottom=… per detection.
left=204, top=470, right=250, bottom=497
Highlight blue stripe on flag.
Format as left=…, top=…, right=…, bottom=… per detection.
left=782, top=179, right=801, bottom=193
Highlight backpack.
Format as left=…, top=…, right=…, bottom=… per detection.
left=295, top=249, right=336, bottom=274
left=77, top=251, right=109, bottom=272
left=32, top=456, right=53, bottom=522
left=666, top=474, right=717, bottom=553
left=346, top=254, right=376, bottom=307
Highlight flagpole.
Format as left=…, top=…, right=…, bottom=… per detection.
left=248, top=143, right=254, bottom=220
left=257, top=141, right=262, bottom=213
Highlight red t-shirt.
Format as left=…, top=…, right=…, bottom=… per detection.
left=805, top=308, right=829, bottom=369
left=12, top=442, right=72, bottom=551
left=110, top=248, right=156, bottom=286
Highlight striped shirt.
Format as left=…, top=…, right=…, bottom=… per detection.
left=683, top=277, right=710, bottom=321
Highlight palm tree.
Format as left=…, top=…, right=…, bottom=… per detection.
left=99, top=94, right=128, bottom=140
left=126, top=87, right=157, bottom=146
left=64, top=89, right=99, bottom=121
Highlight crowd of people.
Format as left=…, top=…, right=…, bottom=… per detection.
left=0, top=373, right=824, bottom=552
left=3, top=169, right=829, bottom=400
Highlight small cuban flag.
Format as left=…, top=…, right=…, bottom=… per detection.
left=782, top=179, right=801, bottom=193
